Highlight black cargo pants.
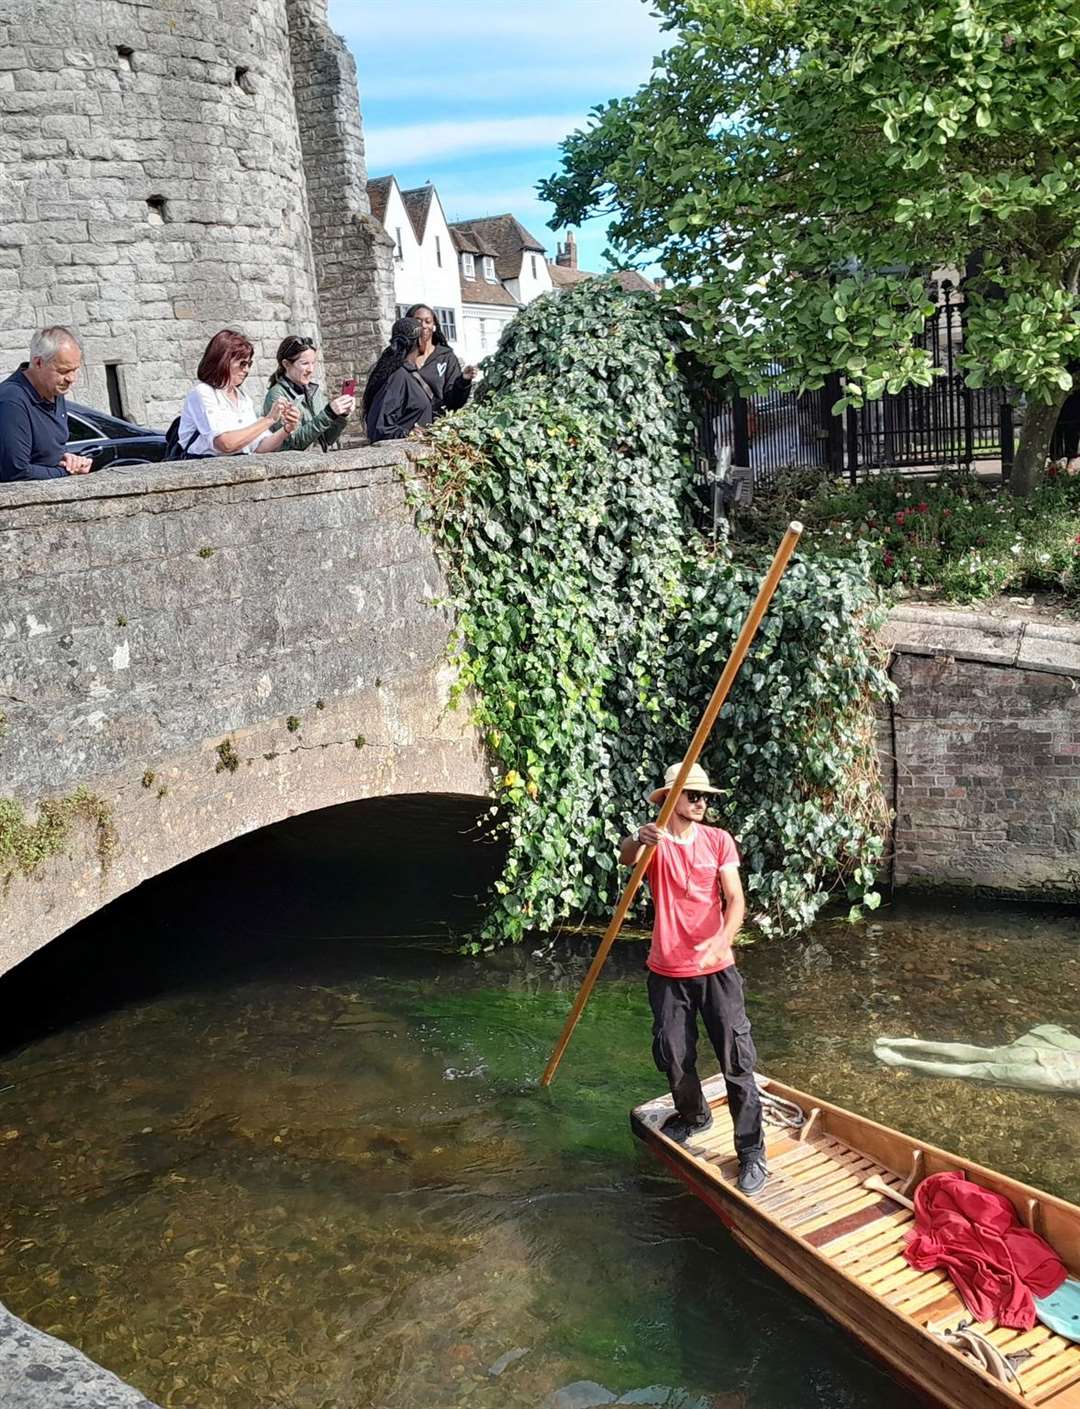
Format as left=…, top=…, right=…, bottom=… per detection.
left=647, top=965, right=764, bottom=1157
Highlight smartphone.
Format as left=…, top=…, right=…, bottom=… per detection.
left=341, top=378, right=356, bottom=396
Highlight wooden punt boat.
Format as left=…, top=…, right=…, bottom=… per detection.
left=631, top=1074, right=1080, bottom=1409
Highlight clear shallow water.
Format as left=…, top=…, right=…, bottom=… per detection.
left=1, top=807, right=1078, bottom=1409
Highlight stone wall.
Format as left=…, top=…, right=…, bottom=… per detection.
left=880, top=607, right=1080, bottom=898
left=286, top=0, right=394, bottom=400
left=0, top=447, right=489, bottom=980
left=0, top=0, right=392, bottom=432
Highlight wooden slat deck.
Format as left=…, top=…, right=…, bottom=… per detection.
left=646, top=1090, right=1080, bottom=1405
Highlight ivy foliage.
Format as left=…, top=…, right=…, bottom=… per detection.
left=418, top=282, right=892, bottom=942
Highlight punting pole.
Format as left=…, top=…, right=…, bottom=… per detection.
left=539, top=521, right=804, bottom=1088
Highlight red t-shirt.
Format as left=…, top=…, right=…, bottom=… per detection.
left=644, top=824, right=740, bottom=978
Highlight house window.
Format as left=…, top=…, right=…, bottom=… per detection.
left=462, top=252, right=475, bottom=279
left=394, top=226, right=403, bottom=260
left=435, top=236, right=442, bottom=268
left=483, top=256, right=496, bottom=282
left=531, top=255, right=537, bottom=279
left=434, top=307, right=457, bottom=342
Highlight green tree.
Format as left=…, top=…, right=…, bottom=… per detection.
left=541, top=0, right=1080, bottom=494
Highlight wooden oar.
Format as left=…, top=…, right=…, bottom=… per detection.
left=539, top=520, right=804, bottom=1087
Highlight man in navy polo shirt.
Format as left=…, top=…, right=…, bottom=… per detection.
left=0, top=327, right=93, bottom=482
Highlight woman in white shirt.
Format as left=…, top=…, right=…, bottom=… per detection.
left=176, top=330, right=300, bottom=457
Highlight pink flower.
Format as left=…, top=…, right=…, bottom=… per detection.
left=895, top=511, right=907, bottom=525
left=917, top=502, right=929, bottom=514
left=883, top=550, right=895, bottom=567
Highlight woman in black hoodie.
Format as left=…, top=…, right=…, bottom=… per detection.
left=406, top=304, right=477, bottom=417
left=362, top=317, right=434, bottom=444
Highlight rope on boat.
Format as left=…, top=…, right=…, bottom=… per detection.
left=759, top=1090, right=805, bottom=1130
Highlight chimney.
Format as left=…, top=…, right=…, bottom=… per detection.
left=556, top=230, right=578, bottom=270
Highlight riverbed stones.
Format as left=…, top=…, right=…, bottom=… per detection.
left=0, top=1299, right=161, bottom=1409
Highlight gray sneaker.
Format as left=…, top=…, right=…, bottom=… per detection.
left=736, top=1154, right=768, bottom=1196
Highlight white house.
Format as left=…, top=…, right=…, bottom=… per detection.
left=367, top=176, right=464, bottom=351
left=368, top=179, right=651, bottom=367
left=446, top=214, right=554, bottom=365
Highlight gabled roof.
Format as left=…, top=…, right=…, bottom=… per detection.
left=548, top=262, right=591, bottom=289
left=367, top=175, right=394, bottom=225
left=401, top=184, right=434, bottom=243
left=613, top=268, right=657, bottom=293
left=448, top=214, right=547, bottom=280
left=460, top=274, right=520, bottom=307
left=547, top=261, right=658, bottom=295
left=450, top=225, right=500, bottom=259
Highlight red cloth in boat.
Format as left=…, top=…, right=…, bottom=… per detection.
left=904, top=1170, right=1067, bottom=1329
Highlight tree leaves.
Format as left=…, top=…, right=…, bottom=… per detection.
left=541, top=0, right=1080, bottom=491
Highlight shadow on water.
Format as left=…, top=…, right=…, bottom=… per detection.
left=0, top=797, right=1076, bottom=1409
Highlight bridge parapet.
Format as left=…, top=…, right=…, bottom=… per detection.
left=0, top=447, right=488, bottom=978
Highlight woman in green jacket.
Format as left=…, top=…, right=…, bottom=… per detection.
left=262, top=335, right=355, bottom=451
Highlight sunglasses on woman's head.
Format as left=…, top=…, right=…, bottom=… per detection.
left=284, top=337, right=314, bottom=359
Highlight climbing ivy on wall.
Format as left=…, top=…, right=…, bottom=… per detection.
left=418, top=281, right=892, bottom=942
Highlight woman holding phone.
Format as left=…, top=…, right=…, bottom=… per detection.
left=405, top=304, right=477, bottom=417
left=177, top=329, right=301, bottom=458
left=263, top=334, right=355, bottom=452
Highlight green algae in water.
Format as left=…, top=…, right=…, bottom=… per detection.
left=1, top=893, right=1077, bottom=1409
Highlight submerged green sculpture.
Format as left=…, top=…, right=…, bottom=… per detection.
left=874, top=1025, right=1080, bottom=1094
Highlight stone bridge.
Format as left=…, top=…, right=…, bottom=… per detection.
left=0, top=446, right=489, bottom=982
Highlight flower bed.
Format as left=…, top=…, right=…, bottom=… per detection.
left=742, top=469, right=1080, bottom=604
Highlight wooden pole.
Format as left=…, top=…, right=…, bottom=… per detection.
left=539, top=521, right=804, bottom=1087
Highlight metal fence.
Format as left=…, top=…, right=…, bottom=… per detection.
left=693, top=281, right=1015, bottom=495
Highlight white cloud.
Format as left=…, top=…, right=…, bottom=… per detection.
left=366, top=114, right=586, bottom=169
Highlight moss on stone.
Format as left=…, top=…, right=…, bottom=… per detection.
left=0, top=787, right=118, bottom=884
left=215, top=739, right=240, bottom=774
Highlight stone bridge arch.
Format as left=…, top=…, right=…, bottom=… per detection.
left=0, top=447, right=489, bottom=981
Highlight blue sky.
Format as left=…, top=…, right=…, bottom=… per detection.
left=328, top=0, right=666, bottom=274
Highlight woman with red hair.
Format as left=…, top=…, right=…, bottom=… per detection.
left=176, top=330, right=300, bottom=458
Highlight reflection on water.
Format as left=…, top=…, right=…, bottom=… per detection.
left=0, top=804, right=1077, bottom=1409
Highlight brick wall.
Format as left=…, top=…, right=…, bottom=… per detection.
left=880, top=608, right=1080, bottom=898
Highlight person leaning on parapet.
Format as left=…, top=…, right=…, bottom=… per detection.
left=361, top=317, right=434, bottom=445
left=0, top=327, right=93, bottom=482
left=405, top=304, right=477, bottom=418
left=620, top=763, right=769, bottom=1197
left=262, top=334, right=355, bottom=452
left=175, top=329, right=301, bottom=459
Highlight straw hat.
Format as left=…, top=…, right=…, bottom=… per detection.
left=649, top=762, right=725, bottom=805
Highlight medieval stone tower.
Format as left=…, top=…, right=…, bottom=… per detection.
left=0, top=0, right=393, bottom=427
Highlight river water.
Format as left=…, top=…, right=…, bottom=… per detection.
left=1, top=801, right=1078, bottom=1409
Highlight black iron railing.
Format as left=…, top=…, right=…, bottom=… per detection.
left=692, top=280, right=1015, bottom=497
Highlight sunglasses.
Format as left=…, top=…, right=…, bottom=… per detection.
left=283, top=337, right=315, bottom=360
left=683, top=790, right=711, bottom=804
